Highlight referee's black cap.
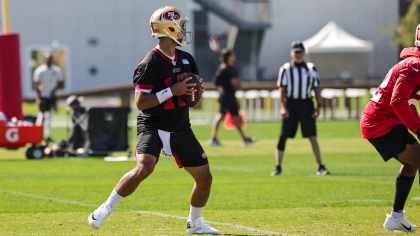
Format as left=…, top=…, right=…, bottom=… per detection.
left=291, top=40, right=305, bottom=52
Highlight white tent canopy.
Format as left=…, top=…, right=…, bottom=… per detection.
left=303, top=21, right=373, bottom=53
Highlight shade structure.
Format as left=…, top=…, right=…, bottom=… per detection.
left=303, top=21, right=373, bottom=80
left=303, top=21, right=373, bottom=53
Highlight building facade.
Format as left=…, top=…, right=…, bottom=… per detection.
left=1, top=0, right=399, bottom=98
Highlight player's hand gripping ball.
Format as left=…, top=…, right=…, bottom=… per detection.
left=181, top=73, right=202, bottom=107
left=231, top=77, right=241, bottom=91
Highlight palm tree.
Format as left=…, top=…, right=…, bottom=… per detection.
left=393, top=0, right=420, bottom=48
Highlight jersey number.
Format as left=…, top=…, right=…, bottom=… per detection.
left=371, top=69, right=393, bottom=102
left=163, top=73, right=187, bottom=109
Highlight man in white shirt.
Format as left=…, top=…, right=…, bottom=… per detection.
left=33, top=52, right=64, bottom=142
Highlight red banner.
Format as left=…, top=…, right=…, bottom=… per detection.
left=0, top=34, right=23, bottom=120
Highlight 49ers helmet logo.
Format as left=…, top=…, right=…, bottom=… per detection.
left=163, top=11, right=180, bottom=20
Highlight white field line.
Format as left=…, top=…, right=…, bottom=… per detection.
left=308, top=175, right=395, bottom=185
left=308, top=176, right=420, bottom=203
left=0, top=189, right=297, bottom=236
left=323, top=199, right=384, bottom=203
left=3, top=175, right=399, bottom=234
left=210, top=166, right=257, bottom=173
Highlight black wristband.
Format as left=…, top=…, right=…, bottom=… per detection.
left=317, top=103, right=323, bottom=108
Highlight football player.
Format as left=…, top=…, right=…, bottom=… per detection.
left=88, top=6, right=219, bottom=235
left=360, top=24, right=420, bottom=233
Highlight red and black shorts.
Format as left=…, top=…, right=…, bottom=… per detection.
left=136, top=124, right=208, bottom=168
left=368, top=124, right=417, bottom=162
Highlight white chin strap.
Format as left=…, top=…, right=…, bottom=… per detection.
left=163, top=29, right=186, bottom=47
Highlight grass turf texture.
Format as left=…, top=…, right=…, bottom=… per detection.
left=1, top=120, right=420, bottom=235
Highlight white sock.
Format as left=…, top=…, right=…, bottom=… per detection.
left=44, top=111, right=51, bottom=138
left=391, top=211, right=403, bottom=219
left=188, top=204, right=204, bottom=221
left=105, top=189, right=125, bottom=208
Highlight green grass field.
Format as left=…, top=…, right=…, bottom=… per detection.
left=1, top=120, right=420, bottom=235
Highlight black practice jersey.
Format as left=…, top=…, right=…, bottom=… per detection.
left=214, top=65, right=238, bottom=104
left=133, top=48, right=199, bottom=133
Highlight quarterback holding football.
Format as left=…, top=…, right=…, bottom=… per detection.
left=88, top=6, right=219, bottom=235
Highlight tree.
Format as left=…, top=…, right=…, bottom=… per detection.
left=394, top=0, right=420, bottom=48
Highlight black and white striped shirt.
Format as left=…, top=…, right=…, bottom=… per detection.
left=277, top=61, right=320, bottom=100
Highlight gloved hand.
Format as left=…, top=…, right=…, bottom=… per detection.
left=417, top=127, right=420, bottom=140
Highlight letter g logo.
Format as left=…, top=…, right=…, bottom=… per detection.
left=6, top=128, right=19, bottom=142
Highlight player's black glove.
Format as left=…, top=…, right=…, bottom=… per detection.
left=417, top=128, right=420, bottom=140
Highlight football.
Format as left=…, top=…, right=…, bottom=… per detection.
left=181, top=72, right=202, bottom=107
left=231, top=77, right=241, bottom=91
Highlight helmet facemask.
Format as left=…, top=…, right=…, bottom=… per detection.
left=168, top=18, right=193, bottom=47
left=415, top=24, right=420, bottom=47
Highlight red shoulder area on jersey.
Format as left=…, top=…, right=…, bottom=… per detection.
left=399, top=47, right=420, bottom=76
left=153, top=47, right=178, bottom=64
left=400, top=47, right=420, bottom=59
left=135, top=84, right=154, bottom=90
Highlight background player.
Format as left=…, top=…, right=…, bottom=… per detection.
left=271, top=41, right=329, bottom=176
left=360, top=24, right=420, bottom=233
left=88, top=6, right=219, bottom=235
left=208, top=48, right=257, bottom=147
left=33, top=52, right=63, bottom=143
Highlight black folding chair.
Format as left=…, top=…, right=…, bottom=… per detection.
left=67, top=107, right=131, bottom=157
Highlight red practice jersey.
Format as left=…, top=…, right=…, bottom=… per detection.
left=361, top=47, right=420, bottom=139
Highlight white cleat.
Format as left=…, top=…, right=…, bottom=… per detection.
left=186, top=217, right=220, bottom=235
left=383, top=211, right=417, bottom=233
left=88, top=203, right=113, bottom=229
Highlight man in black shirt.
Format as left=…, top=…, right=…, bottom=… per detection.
left=208, top=48, right=257, bottom=147
left=271, top=41, right=329, bottom=177
left=88, top=6, right=219, bottom=235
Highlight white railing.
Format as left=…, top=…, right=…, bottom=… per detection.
left=190, top=88, right=377, bottom=123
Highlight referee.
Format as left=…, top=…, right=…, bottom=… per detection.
left=271, top=41, right=330, bottom=176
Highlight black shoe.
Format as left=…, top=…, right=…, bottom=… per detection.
left=207, top=138, right=221, bottom=146
left=242, top=137, right=258, bottom=147
left=317, top=165, right=330, bottom=175
left=271, top=166, right=282, bottom=176
left=45, top=137, right=54, bottom=143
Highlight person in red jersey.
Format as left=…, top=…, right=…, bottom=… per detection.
left=360, top=24, right=420, bottom=233
left=87, top=6, right=219, bottom=235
